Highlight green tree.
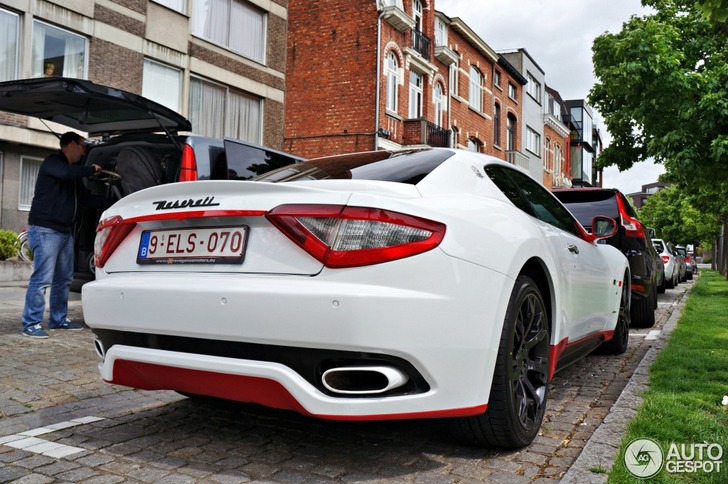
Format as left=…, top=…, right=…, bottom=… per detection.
left=638, top=185, right=722, bottom=246
left=590, top=0, right=728, bottom=274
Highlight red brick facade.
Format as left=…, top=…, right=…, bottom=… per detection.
left=285, top=0, right=525, bottom=162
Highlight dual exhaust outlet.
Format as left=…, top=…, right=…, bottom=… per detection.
left=322, top=365, right=409, bottom=395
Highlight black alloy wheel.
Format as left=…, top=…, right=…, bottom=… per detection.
left=452, top=275, right=549, bottom=448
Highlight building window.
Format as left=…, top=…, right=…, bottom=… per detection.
left=526, top=126, right=541, bottom=155
left=434, top=17, right=446, bottom=46
left=493, top=103, right=501, bottom=147
left=192, top=0, right=266, bottom=64
left=554, top=144, right=562, bottom=178
left=385, top=52, right=398, bottom=113
left=32, top=21, right=87, bottom=79
left=507, top=114, right=516, bottom=151
left=449, top=63, right=458, bottom=97
left=433, top=82, right=444, bottom=127
left=19, top=157, right=42, bottom=210
left=527, top=73, right=541, bottom=102
left=189, top=76, right=262, bottom=143
left=408, top=71, right=423, bottom=119
left=143, top=59, right=182, bottom=112
left=469, top=65, right=482, bottom=112
left=508, top=82, right=517, bottom=100
left=153, top=0, right=186, bottom=13
left=467, top=138, right=483, bottom=153
left=544, top=137, right=551, bottom=170
left=0, top=9, right=19, bottom=82
left=412, top=0, right=423, bottom=31
left=493, top=69, right=501, bottom=88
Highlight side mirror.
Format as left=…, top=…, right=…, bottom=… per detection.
left=592, top=215, right=618, bottom=239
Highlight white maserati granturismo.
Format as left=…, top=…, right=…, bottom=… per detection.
left=82, top=148, right=630, bottom=448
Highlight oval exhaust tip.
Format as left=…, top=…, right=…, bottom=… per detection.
left=322, top=366, right=409, bottom=395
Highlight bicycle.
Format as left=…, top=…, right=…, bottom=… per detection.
left=16, top=228, right=32, bottom=261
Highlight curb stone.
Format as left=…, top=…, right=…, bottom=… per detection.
left=560, top=284, right=688, bottom=483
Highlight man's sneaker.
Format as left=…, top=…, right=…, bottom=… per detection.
left=22, top=324, right=49, bottom=338
left=48, top=319, right=84, bottom=331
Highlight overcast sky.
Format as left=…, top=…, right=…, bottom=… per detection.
left=437, top=0, right=665, bottom=194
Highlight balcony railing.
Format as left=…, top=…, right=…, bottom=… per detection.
left=403, top=119, right=450, bottom=147
left=411, top=30, right=431, bottom=59
left=506, top=150, right=530, bottom=172
left=426, top=121, right=449, bottom=147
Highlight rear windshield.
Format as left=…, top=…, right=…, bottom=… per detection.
left=653, top=240, right=665, bottom=252
left=553, top=191, right=619, bottom=227
left=254, top=149, right=454, bottom=184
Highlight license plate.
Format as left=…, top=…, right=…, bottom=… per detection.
left=137, top=226, right=248, bottom=265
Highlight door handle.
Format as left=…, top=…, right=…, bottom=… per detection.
left=568, top=244, right=579, bottom=255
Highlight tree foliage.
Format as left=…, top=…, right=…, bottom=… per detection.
left=590, top=0, right=728, bottom=273
left=638, top=186, right=722, bottom=245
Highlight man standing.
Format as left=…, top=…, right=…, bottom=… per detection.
left=21, top=132, right=101, bottom=338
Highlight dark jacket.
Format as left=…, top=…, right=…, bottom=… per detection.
left=28, top=150, right=96, bottom=233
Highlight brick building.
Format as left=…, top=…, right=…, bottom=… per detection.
left=0, top=0, right=289, bottom=232
left=285, top=0, right=527, bottom=163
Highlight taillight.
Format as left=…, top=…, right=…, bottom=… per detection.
left=266, top=204, right=446, bottom=268
left=178, top=144, right=198, bottom=182
left=660, top=255, right=670, bottom=264
left=94, top=216, right=136, bottom=268
left=621, top=214, right=646, bottom=238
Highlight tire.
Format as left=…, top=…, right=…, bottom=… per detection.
left=601, top=274, right=631, bottom=354
left=666, top=271, right=675, bottom=289
left=451, top=275, right=549, bottom=448
left=630, top=284, right=655, bottom=328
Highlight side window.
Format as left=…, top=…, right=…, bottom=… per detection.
left=487, top=166, right=578, bottom=236
left=484, top=166, right=533, bottom=216
left=506, top=169, right=579, bottom=236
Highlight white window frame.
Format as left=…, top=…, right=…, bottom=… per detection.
left=526, top=126, right=541, bottom=155
left=189, top=76, right=263, bottom=144
left=508, top=82, right=517, bottom=100
left=413, top=0, right=423, bottom=31
left=449, top=63, right=458, bottom=97
left=19, top=156, right=42, bottom=210
left=527, top=73, right=542, bottom=103
left=408, top=70, right=423, bottom=119
left=433, top=82, right=444, bottom=127
left=434, top=17, right=447, bottom=46
left=493, top=69, right=501, bottom=88
left=32, top=20, right=88, bottom=79
left=0, top=8, right=19, bottom=82
left=469, top=65, right=482, bottom=112
left=191, top=0, right=267, bottom=64
left=142, top=59, right=182, bottom=112
left=153, top=0, right=186, bottom=13
left=385, top=51, right=399, bottom=113
left=467, top=138, right=482, bottom=153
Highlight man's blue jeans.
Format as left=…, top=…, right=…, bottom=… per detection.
left=21, top=225, right=74, bottom=329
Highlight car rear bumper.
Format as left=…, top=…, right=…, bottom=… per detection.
left=82, top=254, right=513, bottom=418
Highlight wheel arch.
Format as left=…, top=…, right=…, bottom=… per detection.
left=518, top=257, right=554, bottom=341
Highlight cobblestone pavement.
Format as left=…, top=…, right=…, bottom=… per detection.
left=0, top=277, right=692, bottom=483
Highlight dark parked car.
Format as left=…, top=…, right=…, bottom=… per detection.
left=553, top=188, right=662, bottom=328
left=0, top=77, right=302, bottom=289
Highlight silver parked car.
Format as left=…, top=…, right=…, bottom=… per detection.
left=652, top=238, right=679, bottom=289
